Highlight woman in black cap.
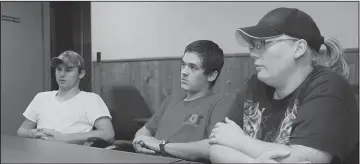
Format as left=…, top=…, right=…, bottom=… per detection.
left=208, top=7, right=358, bottom=163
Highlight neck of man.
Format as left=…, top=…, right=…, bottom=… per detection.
left=184, top=87, right=212, bottom=102
left=57, top=84, right=81, bottom=100
left=273, top=65, right=313, bottom=99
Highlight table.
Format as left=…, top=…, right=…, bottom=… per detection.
left=172, top=160, right=204, bottom=164
left=1, top=134, right=183, bottom=163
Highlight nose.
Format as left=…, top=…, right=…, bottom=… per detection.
left=249, top=51, right=262, bottom=66
left=59, top=70, right=66, bottom=77
left=249, top=51, right=260, bottom=59
left=181, top=65, right=189, bottom=77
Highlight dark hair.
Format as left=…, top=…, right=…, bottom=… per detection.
left=184, top=40, right=224, bottom=88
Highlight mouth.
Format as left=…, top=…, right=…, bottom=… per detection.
left=181, top=78, right=188, bottom=83
left=255, top=65, right=264, bottom=71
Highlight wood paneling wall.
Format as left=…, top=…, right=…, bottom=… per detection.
left=92, top=48, right=359, bottom=113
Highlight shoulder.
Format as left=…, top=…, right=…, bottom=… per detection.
left=207, top=94, right=235, bottom=111
left=213, top=94, right=234, bottom=104
left=305, top=66, right=350, bottom=89
left=77, top=91, right=107, bottom=104
left=301, top=67, right=354, bottom=103
left=79, top=91, right=102, bottom=99
left=165, top=92, right=186, bottom=104
left=157, top=93, right=180, bottom=111
left=35, top=91, right=56, bottom=99
left=297, top=66, right=357, bottom=113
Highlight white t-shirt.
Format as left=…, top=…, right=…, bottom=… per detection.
left=23, top=91, right=112, bottom=134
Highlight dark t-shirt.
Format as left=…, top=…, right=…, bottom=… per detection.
left=227, top=66, right=359, bottom=163
left=145, top=92, right=233, bottom=143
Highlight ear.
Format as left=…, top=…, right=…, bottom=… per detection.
left=293, top=39, right=307, bottom=59
left=79, top=69, right=86, bottom=79
left=207, top=70, right=218, bottom=83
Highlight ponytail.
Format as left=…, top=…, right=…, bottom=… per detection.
left=311, top=37, right=349, bottom=78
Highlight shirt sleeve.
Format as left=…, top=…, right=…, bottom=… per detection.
left=289, top=96, right=359, bottom=161
left=204, top=95, right=235, bottom=138
left=145, top=95, right=173, bottom=136
left=23, top=93, right=42, bottom=123
left=86, top=94, right=112, bottom=126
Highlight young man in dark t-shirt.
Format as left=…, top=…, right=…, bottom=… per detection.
left=132, top=40, right=233, bottom=162
left=209, top=8, right=358, bottom=163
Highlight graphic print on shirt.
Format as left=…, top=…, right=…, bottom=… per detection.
left=273, top=99, right=299, bottom=144
left=243, top=99, right=299, bottom=144
left=243, top=99, right=266, bottom=138
left=183, top=113, right=204, bottom=127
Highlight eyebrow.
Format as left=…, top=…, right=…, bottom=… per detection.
left=181, top=60, right=201, bottom=68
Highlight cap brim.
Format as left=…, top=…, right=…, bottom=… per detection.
left=50, top=57, right=64, bottom=68
left=235, top=25, right=282, bottom=47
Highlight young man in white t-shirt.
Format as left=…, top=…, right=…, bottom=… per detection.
left=17, top=50, right=115, bottom=145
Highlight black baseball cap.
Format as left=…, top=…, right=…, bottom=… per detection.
left=235, top=7, right=324, bottom=52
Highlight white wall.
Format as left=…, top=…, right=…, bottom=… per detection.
left=91, top=2, right=358, bottom=61
left=1, top=2, right=50, bottom=135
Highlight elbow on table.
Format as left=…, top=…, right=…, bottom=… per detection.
left=95, top=129, right=115, bottom=143
left=16, top=128, right=22, bottom=137
left=16, top=128, right=27, bottom=138
left=105, top=130, right=115, bottom=143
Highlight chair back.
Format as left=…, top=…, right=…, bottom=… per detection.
left=109, top=85, right=152, bottom=141
left=344, top=84, right=359, bottom=164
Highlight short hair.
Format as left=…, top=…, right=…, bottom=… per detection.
left=184, top=40, right=224, bottom=88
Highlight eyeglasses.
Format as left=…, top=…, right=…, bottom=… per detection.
left=248, top=38, right=299, bottom=50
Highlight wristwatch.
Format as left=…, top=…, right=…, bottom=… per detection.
left=159, top=139, right=169, bottom=156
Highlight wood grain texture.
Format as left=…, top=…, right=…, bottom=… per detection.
left=92, top=50, right=358, bottom=113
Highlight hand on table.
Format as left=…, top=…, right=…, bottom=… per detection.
left=37, top=128, right=72, bottom=143
left=133, top=135, right=160, bottom=155
left=29, top=129, right=49, bottom=139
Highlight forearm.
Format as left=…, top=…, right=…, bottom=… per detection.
left=223, top=135, right=330, bottom=163
left=164, top=139, right=210, bottom=161
left=232, top=135, right=289, bottom=159
left=67, top=129, right=114, bottom=145
left=209, top=144, right=254, bottom=163
left=240, top=137, right=331, bottom=163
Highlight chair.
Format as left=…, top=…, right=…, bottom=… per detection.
left=351, top=84, right=359, bottom=106
left=344, top=142, right=359, bottom=164
left=343, top=84, right=359, bottom=164
left=89, top=85, right=153, bottom=151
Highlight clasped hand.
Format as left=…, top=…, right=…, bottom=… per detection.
left=35, top=128, right=71, bottom=143
left=209, top=117, right=245, bottom=146
left=133, top=135, right=161, bottom=154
